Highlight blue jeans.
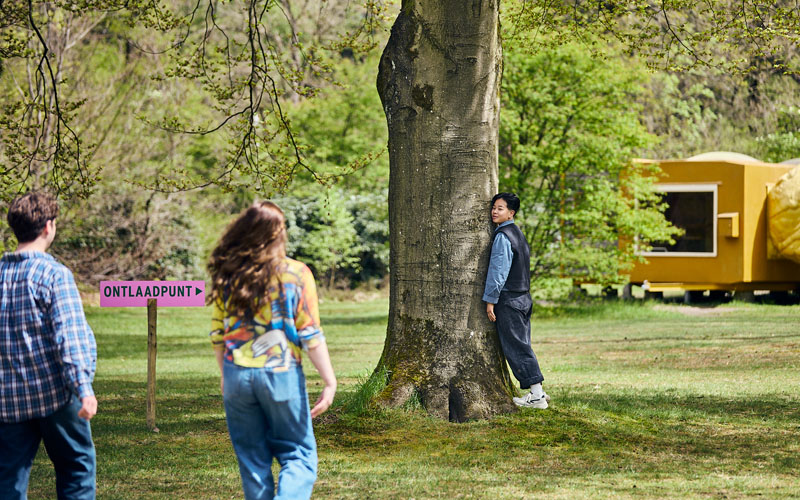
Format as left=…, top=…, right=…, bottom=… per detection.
left=0, top=394, right=96, bottom=500
left=223, top=362, right=317, bottom=500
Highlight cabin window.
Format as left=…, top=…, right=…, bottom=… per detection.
left=642, top=184, right=718, bottom=257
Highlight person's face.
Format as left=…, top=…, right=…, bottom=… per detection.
left=491, top=199, right=515, bottom=224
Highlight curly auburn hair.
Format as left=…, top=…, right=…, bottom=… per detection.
left=207, top=201, right=288, bottom=315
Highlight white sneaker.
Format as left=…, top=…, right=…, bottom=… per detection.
left=513, top=391, right=548, bottom=409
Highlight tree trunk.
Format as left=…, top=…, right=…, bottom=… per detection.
left=376, top=0, right=516, bottom=421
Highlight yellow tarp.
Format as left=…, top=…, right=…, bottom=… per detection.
left=768, top=166, right=800, bottom=263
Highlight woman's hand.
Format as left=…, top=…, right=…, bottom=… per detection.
left=311, top=384, right=336, bottom=418
left=486, top=303, right=496, bottom=322
left=307, top=340, right=337, bottom=418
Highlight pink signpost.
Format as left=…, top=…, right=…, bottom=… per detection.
left=100, top=280, right=205, bottom=307
left=100, top=281, right=206, bottom=431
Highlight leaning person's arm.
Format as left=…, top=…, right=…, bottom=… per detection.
left=483, top=232, right=513, bottom=321
left=50, top=267, right=98, bottom=420
left=296, top=264, right=337, bottom=417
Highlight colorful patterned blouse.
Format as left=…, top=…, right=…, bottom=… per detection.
left=210, top=258, right=324, bottom=370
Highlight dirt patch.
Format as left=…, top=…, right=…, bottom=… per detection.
left=653, top=305, right=739, bottom=317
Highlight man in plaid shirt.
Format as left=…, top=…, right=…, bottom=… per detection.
left=0, top=192, right=97, bottom=499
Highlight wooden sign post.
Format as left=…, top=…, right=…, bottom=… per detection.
left=146, top=299, right=158, bottom=431
left=100, top=281, right=205, bottom=432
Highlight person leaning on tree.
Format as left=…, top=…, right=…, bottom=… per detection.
left=0, top=191, right=98, bottom=499
left=483, top=192, right=549, bottom=409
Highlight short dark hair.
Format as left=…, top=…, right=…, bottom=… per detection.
left=491, top=192, right=520, bottom=213
left=7, top=191, right=59, bottom=243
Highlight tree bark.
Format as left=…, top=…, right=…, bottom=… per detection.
left=376, top=0, right=516, bottom=421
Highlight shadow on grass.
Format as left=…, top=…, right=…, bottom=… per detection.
left=91, top=378, right=229, bottom=451
left=538, top=331, right=800, bottom=344
left=548, top=390, right=800, bottom=470
left=558, top=389, right=800, bottom=425
left=97, top=333, right=210, bottom=359
left=318, top=388, right=800, bottom=478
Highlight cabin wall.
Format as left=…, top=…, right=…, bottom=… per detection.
left=629, top=160, right=800, bottom=288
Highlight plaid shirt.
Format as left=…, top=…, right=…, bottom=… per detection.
left=0, top=252, right=96, bottom=422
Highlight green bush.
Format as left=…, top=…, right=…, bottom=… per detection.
left=276, top=188, right=389, bottom=289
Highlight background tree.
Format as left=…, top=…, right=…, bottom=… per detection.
left=274, top=52, right=390, bottom=289
left=639, top=64, right=800, bottom=159
left=0, top=0, right=390, bottom=277
left=286, top=53, right=389, bottom=191
left=0, top=0, right=389, bottom=199
left=0, top=3, right=211, bottom=272
left=757, top=107, right=800, bottom=163
left=278, top=190, right=361, bottom=288
left=499, top=40, right=680, bottom=286
left=639, top=73, right=719, bottom=158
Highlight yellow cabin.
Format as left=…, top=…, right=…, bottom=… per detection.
left=628, top=152, right=800, bottom=297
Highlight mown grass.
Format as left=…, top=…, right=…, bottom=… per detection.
left=27, top=299, right=800, bottom=499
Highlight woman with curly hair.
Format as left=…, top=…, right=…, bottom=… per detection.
left=208, top=201, right=336, bottom=500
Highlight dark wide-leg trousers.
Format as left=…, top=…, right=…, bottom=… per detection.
left=495, top=291, right=544, bottom=389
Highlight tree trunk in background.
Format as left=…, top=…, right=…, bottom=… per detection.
left=376, top=0, right=516, bottom=421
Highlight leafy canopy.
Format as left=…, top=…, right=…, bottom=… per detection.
left=0, top=0, right=391, bottom=201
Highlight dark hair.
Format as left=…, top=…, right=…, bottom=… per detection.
left=491, top=192, right=520, bottom=213
left=207, top=201, right=288, bottom=315
left=7, top=191, right=59, bottom=243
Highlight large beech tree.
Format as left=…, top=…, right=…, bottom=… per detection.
left=376, top=0, right=514, bottom=421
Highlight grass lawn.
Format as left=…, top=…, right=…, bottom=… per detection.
left=27, top=299, right=800, bottom=499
